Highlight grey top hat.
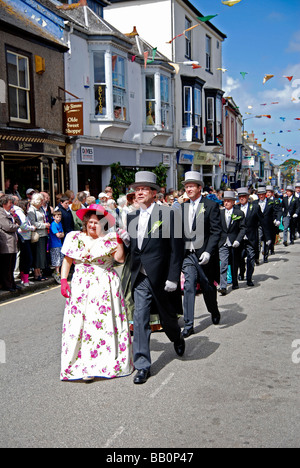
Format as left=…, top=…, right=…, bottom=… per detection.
left=182, top=171, right=204, bottom=187
left=286, top=185, right=294, bottom=192
left=257, top=187, right=267, bottom=194
left=237, top=187, right=249, bottom=196
left=295, top=183, right=300, bottom=188
left=130, top=171, right=160, bottom=191
left=266, top=185, right=274, bottom=192
left=223, top=190, right=236, bottom=200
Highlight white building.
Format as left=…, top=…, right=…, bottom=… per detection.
left=105, top=0, right=227, bottom=188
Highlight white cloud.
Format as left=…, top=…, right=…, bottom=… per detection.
left=223, top=76, right=240, bottom=95
left=287, top=30, right=300, bottom=53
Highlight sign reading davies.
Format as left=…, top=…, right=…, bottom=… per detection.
left=63, top=102, right=84, bottom=136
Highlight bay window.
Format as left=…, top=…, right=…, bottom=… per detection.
left=182, top=77, right=204, bottom=142
left=205, top=89, right=224, bottom=145
left=145, top=73, right=172, bottom=131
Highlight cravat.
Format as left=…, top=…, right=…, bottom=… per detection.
left=226, top=211, right=231, bottom=228
left=189, top=201, right=196, bottom=231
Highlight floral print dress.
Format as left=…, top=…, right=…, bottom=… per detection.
left=60, top=231, right=134, bottom=381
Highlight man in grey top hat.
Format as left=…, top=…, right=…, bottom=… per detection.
left=295, top=183, right=300, bottom=236
left=178, top=171, right=222, bottom=337
left=253, top=187, right=277, bottom=263
left=282, top=186, right=300, bottom=246
left=125, top=171, right=185, bottom=384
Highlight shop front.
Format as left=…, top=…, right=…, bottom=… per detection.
left=0, top=132, right=67, bottom=206
left=177, top=150, right=223, bottom=189
left=70, top=143, right=177, bottom=196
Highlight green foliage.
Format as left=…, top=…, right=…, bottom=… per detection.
left=109, top=162, right=168, bottom=200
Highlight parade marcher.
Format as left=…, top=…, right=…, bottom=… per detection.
left=125, top=171, right=185, bottom=385
left=282, top=186, right=300, bottom=246
left=253, top=187, right=276, bottom=263
left=218, top=191, right=247, bottom=296
left=60, top=204, right=133, bottom=382
left=266, top=185, right=282, bottom=254
left=0, top=195, right=21, bottom=291
left=237, top=187, right=260, bottom=287
left=179, top=171, right=222, bottom=337
left=294, top=183, right=300, bottom=237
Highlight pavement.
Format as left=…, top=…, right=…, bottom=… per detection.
left=0, top=239, right=300, bottom=448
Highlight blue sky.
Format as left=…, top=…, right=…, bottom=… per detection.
left=193, top=0, right=300, bottom=165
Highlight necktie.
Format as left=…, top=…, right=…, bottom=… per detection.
left=189, top=201, right=196, bottom=231
left=138, top=211, right=149, bottom=249
left=226, top=211, right=231, bottom=228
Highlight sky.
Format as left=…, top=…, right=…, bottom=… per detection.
left=193, top=0, right=300, bottom=166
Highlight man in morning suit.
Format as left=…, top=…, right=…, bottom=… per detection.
left=282, top=186, right=300, bottom=246
left=253, top=187, right=277, bottom=263
left=126, top=171, right=185, bottom=385
left=218, top=191, right=247, bottom=296
left=237, top=187, right=260, bottom=287
left=178, top=171, right=222, bottom=338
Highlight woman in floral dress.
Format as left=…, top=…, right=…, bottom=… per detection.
left=60, top=204, right=134, bottom=382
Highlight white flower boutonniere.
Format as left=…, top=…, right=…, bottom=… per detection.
left=148, top=220, right=163, bottom=235
left=196, top=203, right=206, bottom=218
left=231, top=214, right=242, bottom=222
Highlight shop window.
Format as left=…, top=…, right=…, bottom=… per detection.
left=94, top=51, right=106, bottom=116
left=6, top=50, right=31, bottom=124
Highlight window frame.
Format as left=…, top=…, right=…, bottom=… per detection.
left=205, top=35, right=212, bottom=73
left=185, top=17, right=192, bottom=60
left=6, top=48, right=32, bottom=125
left=182, top=77, right=204, bottom=142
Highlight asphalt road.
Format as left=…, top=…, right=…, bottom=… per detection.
left=1, top=242, right=300, bottom=448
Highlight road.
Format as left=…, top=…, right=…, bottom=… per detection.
left=1, top=242, right=300, bottom=448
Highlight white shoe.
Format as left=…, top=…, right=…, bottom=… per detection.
left=83, top=376, right=94, bottom=382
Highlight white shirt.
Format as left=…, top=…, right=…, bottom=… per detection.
left=224, top=208, right=233, bottom=246
left=259, top=199, right=267, bottom=213
left=137, top=202, right=155, bottom=275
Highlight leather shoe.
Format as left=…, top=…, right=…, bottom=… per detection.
left=133, top=369, right=150, bottom=385
left=174, top=336, right=185, bottom=357
left=247, top=281, right=254, bottom=287
left=182, top=328, right=194, bottom=338
left=211, top=312, right=221, bottom=325
left=219, top=288, right=227, bottom=296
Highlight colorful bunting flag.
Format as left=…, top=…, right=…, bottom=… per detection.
left=222, top=0, right=242, bottom=6
left=263, top=74, right=274, bottom=84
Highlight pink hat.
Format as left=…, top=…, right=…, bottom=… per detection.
left=76, top=204, right=115, bottom=228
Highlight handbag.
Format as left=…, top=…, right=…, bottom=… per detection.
left=31, top=231, right=40, bottom=244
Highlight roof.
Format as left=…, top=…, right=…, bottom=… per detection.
left=0, top=0, right=68, bottom=51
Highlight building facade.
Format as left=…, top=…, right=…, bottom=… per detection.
left=105, top=0, right=227, bottom=188
left=0, top=0, right=69, bottom=205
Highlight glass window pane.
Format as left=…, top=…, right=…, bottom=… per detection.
left=95, top=85, right=106, bottom=115
left=160, top=76, right=169, bottom=103
left=146, top=76, right=155, bottom=100
left=146, top=101, right=155, bottom=125
left=8, top=87, right=18, bottom=118
left=18, top=57, right=28, bottom=88
left=7, top=53, right=18, bottom=86
left=18, top=89, right=28, bottom=120
left=94, top=52, right=105, bottom=83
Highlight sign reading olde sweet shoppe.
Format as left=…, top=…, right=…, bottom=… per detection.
left=63, top=102, right=84, bottom=136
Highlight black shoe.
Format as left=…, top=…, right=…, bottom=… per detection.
left=133, top=369, right=151, bottom=385
left=232, top=285, right=239, bottom=290
left=219, top=288, right=227, bottom=296
left=211, top=312, right=221, bottom=325
left=182, top=328, right=194, bottom=338
left=247, top=281, right=254, bottom=287
left=174, top=336, right=185, bottom=357
left=283, top=242, right=288, bottom=247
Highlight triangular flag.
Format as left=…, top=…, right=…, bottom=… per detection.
left=222, top=0, right=242, bottom=6
left=192, top=64, right=202, bottom=69
left=197, top=15, right=218, bottom=22
left=263, top=74, right=274, bottom=84
left=168, top=62, right=180, bottom=74
left=217, top=68, right=228, bottom=72
left=125, top=26, right=139, bottom=37
left=240, top=72, right=248, bottom=79
left=144, top=51, right=149, bottom=69
left=131, top=55, right=136, bottom=62
left=283, top=76, right=293, bottom=82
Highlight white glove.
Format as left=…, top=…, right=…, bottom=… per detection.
left=164, top=280, right=178, bottom=293
left=199, top=252, right=211, bottom=265
left=274, top=220, right=280, bottom=227
left=232, top=241, right=240, bottom=248
left=116, top=228, right=130, bottom=247
left=293, top=214, right=298, bottom=218
left=266, top=240, right=272, bottom=246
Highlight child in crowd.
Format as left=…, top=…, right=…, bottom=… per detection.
left=49, top=211, right=64, bottom=284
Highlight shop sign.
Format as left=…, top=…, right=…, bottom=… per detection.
left=162, top=154, right=171, bottom=167
left=81, top=147, right=94, bottom=163
left=194, top=152, right=219, bottom=165
left=63, top=102, right=84, bottom=136
left=178, top=152, right=194, bottom=165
